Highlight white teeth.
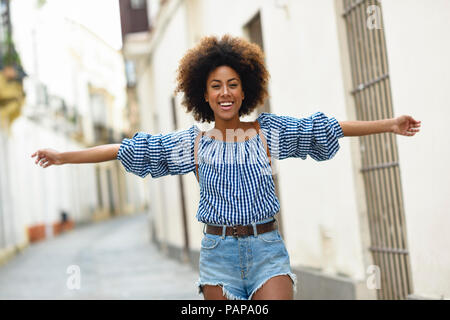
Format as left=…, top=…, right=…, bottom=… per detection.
left=220, top=102, right=233, bottom=106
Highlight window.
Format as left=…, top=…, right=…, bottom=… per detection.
left=130, top=0, right=146, bottom=10
left=341, top=0, right=413, bottom=300
left=125, top=60, right=136, bottom=87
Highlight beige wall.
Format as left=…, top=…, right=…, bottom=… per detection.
left=138, top=0, right=196, bottom=250
left=382, top=0, right=450, bottom=299
left=261, top=0, right=366, bottom=281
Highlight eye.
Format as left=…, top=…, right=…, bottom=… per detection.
left=230, top=84, right=238, bottom=87
left=212, top=85, right=220, bottom=89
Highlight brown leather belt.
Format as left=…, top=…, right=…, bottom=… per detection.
left=205, top=220, right=277, bottom=237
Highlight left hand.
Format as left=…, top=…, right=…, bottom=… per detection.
left=391, top=115, right=421, bottom=136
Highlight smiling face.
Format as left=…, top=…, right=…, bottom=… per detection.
left=204, top=65, right=245, bottom=123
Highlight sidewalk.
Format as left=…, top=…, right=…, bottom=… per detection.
left=0, top=213, right=201, bottom=300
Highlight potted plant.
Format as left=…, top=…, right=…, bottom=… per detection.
left=1, top=33, right=26, bottom=81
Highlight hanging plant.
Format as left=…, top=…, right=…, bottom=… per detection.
left=36, top=0, right=47, bottom=9
left=2, top=33, right=21, bottom=66
left=1, top=33, right=26, bottom=81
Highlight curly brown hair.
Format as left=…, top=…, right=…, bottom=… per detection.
left=175, top=34, right=270, bottom=123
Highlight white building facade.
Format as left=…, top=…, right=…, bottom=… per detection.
left=0, top=0, right=148, bottom=266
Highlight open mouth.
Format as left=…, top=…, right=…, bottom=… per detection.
left=219, top=102, right=234, bottom=111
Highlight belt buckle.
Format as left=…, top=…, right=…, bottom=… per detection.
left=232, top=226, right=238, bottom=237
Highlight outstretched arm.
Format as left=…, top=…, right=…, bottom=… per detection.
left=339, top=115, right=421, bottom=137
left=31, top=144, right=121, bottom=168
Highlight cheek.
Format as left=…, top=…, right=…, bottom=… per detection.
left=205, top=91, right=214, bottom=103
left=236, top=88, right=244, bottom=99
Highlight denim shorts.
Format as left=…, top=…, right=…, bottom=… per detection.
left=197, top=218, right=297, bottom=300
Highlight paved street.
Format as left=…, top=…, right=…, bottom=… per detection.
left=0, top=213, right=201, bottom=300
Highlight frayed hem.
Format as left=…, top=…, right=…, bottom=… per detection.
left=196, top=280, right=245, bottom=300
left=248, top=272, right=298, bottom=300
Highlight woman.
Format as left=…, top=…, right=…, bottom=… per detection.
left=31, top=34, right=421, bottom=300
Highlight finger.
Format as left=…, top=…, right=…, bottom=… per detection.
left=402, top=129, right=413, bottom=135
left=34, top=151, right=41, bottom=162
left=36, top=153, right=47, bottom=164
left=405, top=116, right=420, bottom=124
left=35, top=154, right=44, bottom=164
left=31, top=152, right=36, bottom=158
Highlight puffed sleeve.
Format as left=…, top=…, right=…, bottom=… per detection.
left=257, top=112, right=344, bottom=161
left=117, top=125, right=199, bottom=178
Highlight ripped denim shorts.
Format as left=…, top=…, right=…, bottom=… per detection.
left=197, top=218, right=297, bottom=300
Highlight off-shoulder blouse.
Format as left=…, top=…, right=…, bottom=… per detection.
left=117, top=112, right=344, bottom=226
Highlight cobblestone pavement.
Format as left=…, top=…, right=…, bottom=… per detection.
left=0, top=213, right=201, bottom=300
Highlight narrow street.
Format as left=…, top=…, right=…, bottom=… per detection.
left=0, top=213, right=201, bottom=300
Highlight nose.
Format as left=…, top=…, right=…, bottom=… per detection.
left=221, top=85, right=229, bottom=95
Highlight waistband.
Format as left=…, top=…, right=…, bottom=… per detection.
left=204, top=216, right=275, bottom=227
left=204, top=218, right=277, bottom=238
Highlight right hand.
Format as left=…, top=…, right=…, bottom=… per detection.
left=31, top=149, right=63, bottom=168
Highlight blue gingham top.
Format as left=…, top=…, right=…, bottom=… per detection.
left=117, top=112, right=344, bottom=226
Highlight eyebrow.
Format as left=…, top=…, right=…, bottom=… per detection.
left=210, top=78, right=239, bottom=84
